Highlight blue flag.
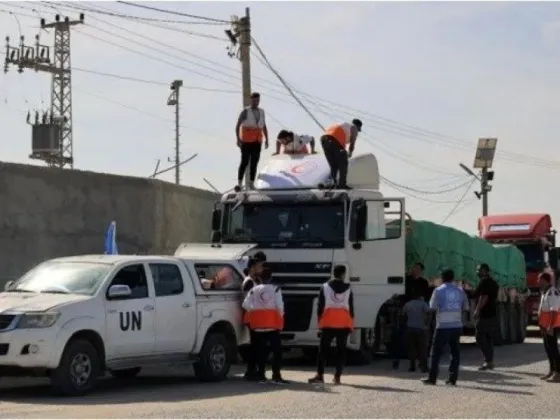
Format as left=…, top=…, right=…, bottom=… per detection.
left=104, top=220, right=119, bottom=255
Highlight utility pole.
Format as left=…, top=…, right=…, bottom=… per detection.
left=226, top=8, right=252, bottom=185
left=167, top=79, right=183, bottom=185
left=459, top=137, right=497, bottom=217
left=4, top=14, right=84, bottom=169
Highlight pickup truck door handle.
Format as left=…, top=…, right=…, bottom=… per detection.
left=144, top=305, right=154, bottom=311
left=182, top=302, right=192, bottom=308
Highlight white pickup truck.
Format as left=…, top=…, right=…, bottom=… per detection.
left=0, top=244, right=252, bottom=395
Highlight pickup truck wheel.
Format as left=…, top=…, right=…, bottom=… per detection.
left=50, top=339, right=100, bottom=396
left=194, top=333, right=231, bottom=382
left=110, top=367, right=141, bottom=379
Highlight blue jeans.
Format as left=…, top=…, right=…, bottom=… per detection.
left=428, top=327, right=462, bottom=382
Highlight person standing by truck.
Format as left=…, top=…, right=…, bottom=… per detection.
left=241, top=253, right=266, bottom=381
left=402, top=291, right=430, bottom=372
left=242, top=266, right=287, bottom=384
left=537, top=272, right=560, bottom=382
left=472, top=263, right=499, bottom=371
left=308, top=265, right=354, bottom=385
left=423, top=268, right=469, bottom=386
left=235, top=92, right=269, bottom=190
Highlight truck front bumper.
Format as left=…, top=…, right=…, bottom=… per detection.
left=0, top=327, right=58, bottom=372
left=279, top=329, right=361, bottom=350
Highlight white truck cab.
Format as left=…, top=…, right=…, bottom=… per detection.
left=211, top=153, right=407, bottom=362
left=0, top=246, right=250, bottom=395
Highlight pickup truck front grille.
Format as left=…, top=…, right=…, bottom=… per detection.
left=0, top=344, right=9, bottom=355
left=283, top=295, right=315, bottom=332
left=0, top=315, right=15, bottom=330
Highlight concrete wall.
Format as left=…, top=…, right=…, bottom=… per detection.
left=0, top=162, right=219, bottom=287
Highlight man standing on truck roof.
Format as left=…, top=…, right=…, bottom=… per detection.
left=235, top=92, right=269, bottom=190
left=473, top=263, right=499, bottom=371
left=537, top=272, right=560, bottom=382
left=273, top=130, right=316, bottom=155
left=320, top=119, right=362, bottom=189
left=423, top=268, right=469, bottom=386
left=309, top=265, right=354, bottom=385
left=241, top=253, right=267, bottom=381
left=243, top=265, right=288, bottom=384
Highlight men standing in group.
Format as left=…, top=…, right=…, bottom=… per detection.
left=242, top=265, right=288, bottom=384
left=309, top=265, right=354, bottom=385
left=472, top=263, right=499, bottom=371
left=273, top=130, right=316, bottom=155
left=241, top=252, right=266, bottom=381
left=404, top=262, right=431, bottom=303
left=423, top=268, right=469, bottom=386
left=235, top=92, right=269, bottom=190
left=320, top=119, right=362, bottom=189
left=537, top=272, right=560, bottom=382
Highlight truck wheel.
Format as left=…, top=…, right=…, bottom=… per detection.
left=517, top=303, right=527, bottom=344
left=507, top=303, right=518, bottom=344
left=194, top=333, right=231, bottom=382
left=348, top=329, right=374, bottom=365
left=110, top=367, right=141, bottom=379
left=50, top=339, right=101, bottom=396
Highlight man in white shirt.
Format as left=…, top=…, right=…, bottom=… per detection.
left=274, top=130, right=316, bottom=155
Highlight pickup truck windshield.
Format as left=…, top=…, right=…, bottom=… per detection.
left=515, top=243, right=545, bottom=272
left=9, top=262, right=112, bottom=296
left=222, top=202, right=345, bottom=248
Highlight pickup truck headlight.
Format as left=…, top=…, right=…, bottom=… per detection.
left=17, top=312, right=60, bottom=329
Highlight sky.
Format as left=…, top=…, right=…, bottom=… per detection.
left=2, top=0, right=560, bottom=235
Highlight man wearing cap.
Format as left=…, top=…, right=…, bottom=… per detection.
left=235, top=92, right=269, bottom=190
left=320, top=119, right=362, bottom=189
left=423, top=268, right=469, bottom=386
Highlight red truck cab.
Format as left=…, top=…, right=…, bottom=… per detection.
left=478, top=213, right=557, bottom=325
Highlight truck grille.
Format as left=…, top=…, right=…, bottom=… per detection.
left=0, top=315, right=15, bottom=330
left=283, top=295, right=315, bottom=332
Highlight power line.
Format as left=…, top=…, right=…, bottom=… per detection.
left=116, top=1, right=229, bottom=24
left=440, top=179, right=477, bottom=224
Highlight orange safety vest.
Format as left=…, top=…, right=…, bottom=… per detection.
left=239, top=107, right=265, bottom=143
left=324, top=122, right=353, bottom=148
left=318, top=283, right=354, bottom=330
left=245, top=283, right=284, bottom=330
left=538, top=287, right=560, bottom=329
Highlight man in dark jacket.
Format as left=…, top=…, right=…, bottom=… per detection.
left=404, top=262, right=430, bottom=303
left=309, top=265, right=354, bottom=385
left=473, top=263, right=499, bottom=371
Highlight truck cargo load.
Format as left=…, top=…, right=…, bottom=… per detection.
left=404, top=220, right=526, bottom=290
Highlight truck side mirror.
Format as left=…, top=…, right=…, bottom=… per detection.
left=355, top=204, right=368, bottom=242
left=211, top=208, right=222, bottom=231
left=549, top=247, right=560, bottom=271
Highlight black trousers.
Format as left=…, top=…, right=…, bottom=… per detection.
left=316, top=328, right=349, bottom=378
left=253, top=330, right=282, bottom=377
left=541, top=327, right=560, bottom=374
left=238, top=142, right=262, bottom=184
left=475, top=317, right=496, bottom=363
left=320, top=135, right=348, bottom=187
left=244, top=329, right=258, bottom=375
left=429, top=328, right=462, bottom=382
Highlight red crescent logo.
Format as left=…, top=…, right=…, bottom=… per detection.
left=330, top=290, right=345, bottom=303
left=290, top=161, right=318, bottom=174
left=259, top=291, right=272, bottom=303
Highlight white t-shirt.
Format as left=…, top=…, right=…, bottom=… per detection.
left=284, top=134, right=313, bottom=153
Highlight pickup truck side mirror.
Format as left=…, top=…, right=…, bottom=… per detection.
left=211, top=209, right=222, bottom=231
left=107, top=284, right=132, bottom=299
left=3, top=280, right=14, bottom=291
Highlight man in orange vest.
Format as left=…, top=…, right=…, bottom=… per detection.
left=274, top=130, right=316, bottom=155
left=235, top=92, right=269, bottom=190
left=537, top=272, right=560, bottom=382
left=242, top=266, right=288, bottom=383
left=320, top=119, right=362, bottom=189
left=308, top=265, right=354, bottom=385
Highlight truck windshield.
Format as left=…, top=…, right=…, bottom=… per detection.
left=515, top=243, right=545, bottom=272
left=8, top=262, right=112, bottom=296
left=222, top=202, right=345, bottom=248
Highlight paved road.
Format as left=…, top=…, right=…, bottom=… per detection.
left=0, top=335, right=556, bottom=418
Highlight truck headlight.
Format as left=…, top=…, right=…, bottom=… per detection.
left=17, top=312, right=60, bottom=329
